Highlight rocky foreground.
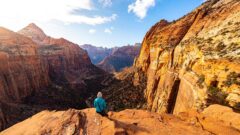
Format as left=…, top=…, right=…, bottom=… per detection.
left=0, top=104, right=240, bottom=135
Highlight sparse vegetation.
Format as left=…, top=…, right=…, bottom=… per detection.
left=40, top=45, right=63, bottom=51
left=216, top=42, right=226, bottom=51
left=207, top=37, right=213, bottom=43
left=208, top=85, right=220, bottom=95
left=224, top=72, right=240, bottom=87
left=234, top=102, right=240, bottom=110
left=224, top=67, right=229, bottom=72
left=152, top=37, right=158, bottom=44
left=197, top=74, right=205, bottom=88
left=208, top=85, right=228, bottom=105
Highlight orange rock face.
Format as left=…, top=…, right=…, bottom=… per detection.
left=134, top=0, right=240, bottom=113
left=1, top=105, right=239, bottom=135
left=18, top=23, right=95, bottom=88
left=0, top=24, right=106, bottom=130
left=0, top=27, right=49, bottom=102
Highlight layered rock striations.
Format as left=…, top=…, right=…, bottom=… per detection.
left=0, top=24, right=106, bottom=130
left=134, top=0, right=240, bottom=113
left=0, top=27, right=49, bottom=103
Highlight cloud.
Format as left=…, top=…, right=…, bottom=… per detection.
left=104, top=27, right=114, bottom=34
left=0, top=0, right=117, bottom=28
left=63, top=14, right=117, bottom=25
left=128, top=0, right=155, bottom=19
left=104, top=29, right=112, bottom=34
left=89, top=29, right=96, bottom=34
left=104, top=28, right=112, bottom=34
left=98, top=0, right=112, bottom=7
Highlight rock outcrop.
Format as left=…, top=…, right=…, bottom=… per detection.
left=0, top=24, right=107, bottom=131
left=134, top=0, right=240, bottom=113
left=1, top=105, right=239, bottom=135
left=97, top=44, right=141, bottom=72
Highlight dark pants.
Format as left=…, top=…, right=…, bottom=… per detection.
left=97, top=111, right=108, bottom=117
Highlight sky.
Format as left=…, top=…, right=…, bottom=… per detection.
left=0, top=0, right=204, bottom=47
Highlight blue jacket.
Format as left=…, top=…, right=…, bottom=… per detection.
left=94, top=97, right=107, bottom=112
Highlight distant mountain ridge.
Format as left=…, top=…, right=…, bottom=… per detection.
left=80, top=44, right=115, bottom=64
left=81, top=43, right=141, bottom=72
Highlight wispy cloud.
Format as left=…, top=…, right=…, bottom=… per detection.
left=63, top=14, right=117, bottom=25
left=104, top=27, right=114, bottom=34
left=0, top=0, right=117, bottom=27
left=128, top=0, right=155, bottom=19
left=89, top=29, right=96, bottom=34
left=98, top=0, right=112, bottom=7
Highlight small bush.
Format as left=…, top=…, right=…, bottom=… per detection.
left=224, top=72, right=240, bottom=87
left=207, top=37, right=213, bottom=43
left=152, top=37, right=158, bottom=44
left=208, top=85, right=220, bottom=95
left=224, top=67, right=229, bottom=72
left=197, top=75, right=205, bottom=88
left=216, top=42, right=226, bottom=51
left=208, top=85, right=228, bottom=105
left=234, top=102, right=240, bottom=110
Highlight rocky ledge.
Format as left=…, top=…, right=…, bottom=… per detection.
left=1, top=104, right=239, bottom=135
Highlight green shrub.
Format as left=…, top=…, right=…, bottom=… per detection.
left=197, top=75, right=205, bottom=88
left=208, top=85, right=220, bottom=95
left=224, top=72, right=240, bottom=87
left=208, top=85, right=228, bottom=105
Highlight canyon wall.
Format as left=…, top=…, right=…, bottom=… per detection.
left=0, top=27, right=50, bottom=102
left=0, top=24, right=106, bottom=130
left=134, top=0, right=240, bottom=114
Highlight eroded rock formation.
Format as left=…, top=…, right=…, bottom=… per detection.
left=1, top=105, right=239, bottom=135
left=0, top=24, right=107, bottom=130
left=0, top=27, right=49, bottom=103
left=134, top=0, right=240, bottom=113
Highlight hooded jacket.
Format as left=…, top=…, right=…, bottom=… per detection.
left=94, top=97, right=107, bottom=112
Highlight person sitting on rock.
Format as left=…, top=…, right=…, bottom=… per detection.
left=94, top=92, right=108, bottom=117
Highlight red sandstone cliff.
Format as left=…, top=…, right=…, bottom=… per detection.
left=18, top=23, right=94, bottom=87
left=134, top=0, right=240, bottom=113
left=0, top=27, right=49, bottom=103
left=0, top=24, right=107, bottom=130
